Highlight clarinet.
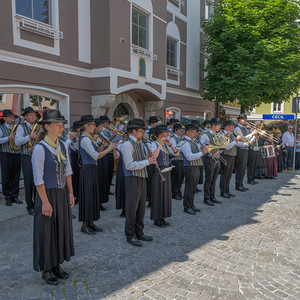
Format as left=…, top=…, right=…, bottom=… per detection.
left=142, top=138, right=166, bottom=182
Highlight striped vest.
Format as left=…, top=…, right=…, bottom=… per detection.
left=0, top=124, right=20, bottom=154
left=172, top=135, right=183, bottom=161
left=206, top=131, right=220, bottom=156
left=183, top=139, right=201, bottom=166
left=236, top=125, right=249, bottom=150
left=223, top=133, right=237, bottom=156
left=123, top=138, right=148, bottom=178
left=20, top=123, right=32, bottom=155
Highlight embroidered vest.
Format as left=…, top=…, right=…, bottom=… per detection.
left=236, top=125, right=249, bottom=150
left=172, top=135, right=183, bottom=161
left=223, top=133, right=237, bottom=156
left=79, top=136, right=98, bottom=165
left=154, top=142, right=170, bottom=167
left=182, top=139, right=201, bottom=167
left=0, top=124, right=20, bottom=154
left=21, top=123, right=32, bottom=155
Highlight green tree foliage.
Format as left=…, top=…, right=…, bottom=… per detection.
left=202, top=0, right=300, bottom=112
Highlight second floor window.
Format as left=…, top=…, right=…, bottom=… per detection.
left=16, top=0, right=51, bottom=25
left=167, top=38, right=177, bottom=68
left=272, top=102, right=283, bottom=113
left=132, top=7, right=148, bottom=49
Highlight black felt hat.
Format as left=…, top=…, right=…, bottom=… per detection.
left=148, top=116, right=158, bottom=123
left=185, top=124, right=197, bottom=131
left=237, top=113, right=247, bottom=119
left=154, top=125, right=168, bottom=133
left=169, top=118, right=178, bottom=124
left=99, top=116, right=111, bottom=123
left=38, top=109, right=67, bottom=124
left=203, top=120, right=211, bottom=126
left=2, top=109, right=14, bottom=117
left=80, top=115, right=95, bottom=126
left=149, top=127, right=156, bottom=135
left=22, top=107, right=35, bottom=116
left=173, top=124, right=183, bottom=131
left=224, top=120, right=235, bottom=126
left=127, top=118, right=146, bottom=130
left=190, top=120, right=198, bottom=125
left=210, top=118, right=222, bottom=125
left=71, top=120, right=81, bottom=129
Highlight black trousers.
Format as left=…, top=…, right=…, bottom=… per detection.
left=171, top=160, right=184, bottom=197
left=219, top=154, right=235, bottom=194
left=124, top=176, right=146, bottom=238
left=247, top=150, right=258, bottom=183
left=0, top=153, right=21, bottom=200
left=198, top=166, right=203, bottom=184
left=203, top=157, right=220, bottom=201
left=183, top=166, right=200, bottom=210
left=235, top=149, right=248, bottom=188
left=107, top=153, right=114, bottom=193
left=21, top=154, right=35, bottom=209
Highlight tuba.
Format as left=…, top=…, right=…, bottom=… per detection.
left=9, top=124, right=21, bottom=151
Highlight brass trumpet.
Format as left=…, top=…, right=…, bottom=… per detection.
left=233, top=130, right=253, bottom=144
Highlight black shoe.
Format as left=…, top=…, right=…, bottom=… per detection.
left=221, top=193, right=231, bottom=199
left=5, top=199, right=12, bottom=206
left=242, top=186, right=249, bottom=191
left=12, top=198, right=23, bottom=204
left=153, top=220, right=167, bottom=227
left=127, top=237, right=143, bottom=247
left=192, top=206, right=201, bottom=212
left=109, top=191, right=114, bottom=195
left=203, top=200, right=215, bottom=206
left=72, top=215, right=76, bottom=219
left=236, top=187, right=246, bottom=192
left=89, top=224, right=103, bottom=232
left=42, top=271, right=59, bottom=285
left=161, top=218, right=170, bottom=226
left=100, top=204, right=106, bottom=211
left=247, top=181, right=256, bottom=185
left=253, top=181, right=259, bottom=184
left=227, top=192, right=235, bottom=197
left=211, top=198, right=222, bottom=204
left=196, top=188, right=202, bottom=192
left=137, top=234, right=153, bottom=241
left=81, top=226, right=96, bottom=235
left=27, top=208, right=34, bottom=215
left=172, top=196, right=182, bottom=200
left=52, top=265, right=69, bottom=279
left=184, top=208, right=197, bottom=215
left=147, top=202, right=151, bottom=207
left=120, top=210, right=126, bottom=218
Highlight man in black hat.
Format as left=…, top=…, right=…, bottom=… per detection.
left=0, top=110, right=23, bottom=206
left=121, top=118, right=156, bottom=246
left=181, top=124, right=208, bottom=215
left=169, top=123, right=184, bottom=200
left=167, top=118, right=179, bottom=137
left=145, top=116, right=158, bottom=138
left=234, top=114, right=257, bottom=192
left=200, top=118, right=224, bottom=206
left=219, top=120, right=242, bottom=198
left=15, top=106, right=38, bottom=215
left=203, top=120, right=211, bottom=132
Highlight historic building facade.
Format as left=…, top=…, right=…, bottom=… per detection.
left=0, top=0, right=216, bottom=124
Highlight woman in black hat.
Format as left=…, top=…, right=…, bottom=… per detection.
left=31, top=109, right=74, bottom=285
left=149, top=125, right=179, bottom=227
left=78, top=115, right=116, bottom=235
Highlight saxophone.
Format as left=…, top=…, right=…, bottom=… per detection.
left=9, top=124, right=21, bottom=151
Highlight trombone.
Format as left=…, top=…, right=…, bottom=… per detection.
left=108, top=125, right=127, bottom=137
left=245, top=121, right=280, bottom=143
left=233, top=130, right=253, bottom=144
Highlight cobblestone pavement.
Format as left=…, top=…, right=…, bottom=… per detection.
left=0, top=172, right=299, bottom=300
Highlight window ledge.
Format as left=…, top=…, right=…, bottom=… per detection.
left=166, top=66, right=183, bottom=76
left=15, top=14, right=63, bottom=40
left=131, top=45, right=157, bottom=61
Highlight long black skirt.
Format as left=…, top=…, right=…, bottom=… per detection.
left=78, top=164, right=100, bottom=222
left=115, top=158, right=126, bottom=210
left=98, top=156, right=109, bottom=204
left=150, top=169, right=172, bottom=220
left=256, top=152, right=267, bottom=177
left=70, top=150, right=80, bottom=199
left=146, top=164, right=155, bottom=203
left=33, top=186, right=74, bottom=272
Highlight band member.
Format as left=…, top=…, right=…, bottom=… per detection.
left=149, top=125, right=179, bottom=227
left=219, top=120, right=242, bottom=198
left=100, top=116, right=115, bottom=196
left=234, top=114, right=257, bottom=192
left=264, top=131, right=278, bottom=179
left=58, top=116, right=69, bottom=142
left=169, top=123, right=184, bottom=200
left=255, top=135, right=268, bottom=179
left=15, top=106, right=38, bottom=215
left=145, top=116, right=158, bottom=138
left=200, top=118, right=224, bottom=206
left=121, top=118, right=156, bottom=247
left=195, top=127, right=204, bottom=193
left=145, top=128, right=156, bottom=207
left=181, top=124, right=208, bottom=215
left=78, top=115, right=115, bottom=235
left=32, top=109, right=74, bottom=285
left=0, top=110, right=22, bottom=206
left=203, top=120, right=211, bottom=132
left=247, top=135, right=259, bottom=185
left=167, top=118, right=179, bottom=136
left=282, top=125, right=294, bottom=170
left=274, top=129, right=284, bottom=172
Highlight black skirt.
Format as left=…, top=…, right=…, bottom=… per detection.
left=33, top=186, right=74, bottom=272
left=146, top=164, right=156, bottom=202
left=97, top=156, right=109, bottom=204
left=78, top=164, right=100, bottom=222
left=150, top=168, right=172, bottom=220
left=115, top=159, right=126, bottom=210
left=70, top=150, right=80, bottom=199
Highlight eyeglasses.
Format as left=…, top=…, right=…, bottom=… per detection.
left=137, top=130, right=145, bottom=133
left=87, top=123, right=96, bottom=127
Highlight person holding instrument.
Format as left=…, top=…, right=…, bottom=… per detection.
left=78, top=115, right=116, bottom=235
left=121, top=118, right=156, bottom=247
left=149, top=125, right=179, bottom=227
left=181, top=124, right=208, bottom=215
left=31, top=109, right=74, bottom=285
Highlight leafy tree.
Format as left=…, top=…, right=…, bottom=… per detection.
left=202, top=0, right=300, bottom=112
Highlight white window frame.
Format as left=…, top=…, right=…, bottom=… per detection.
left=271, top=102, right=284, bottom=113
left=132, top=6, right=149, bottom=50
left=205, top=0, right=213, bottom=21
left=166, top=37, right=178, bottom=68
left=166, top=107, right=181, bottom=120
left=11, top=0, right=61, bottom=56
